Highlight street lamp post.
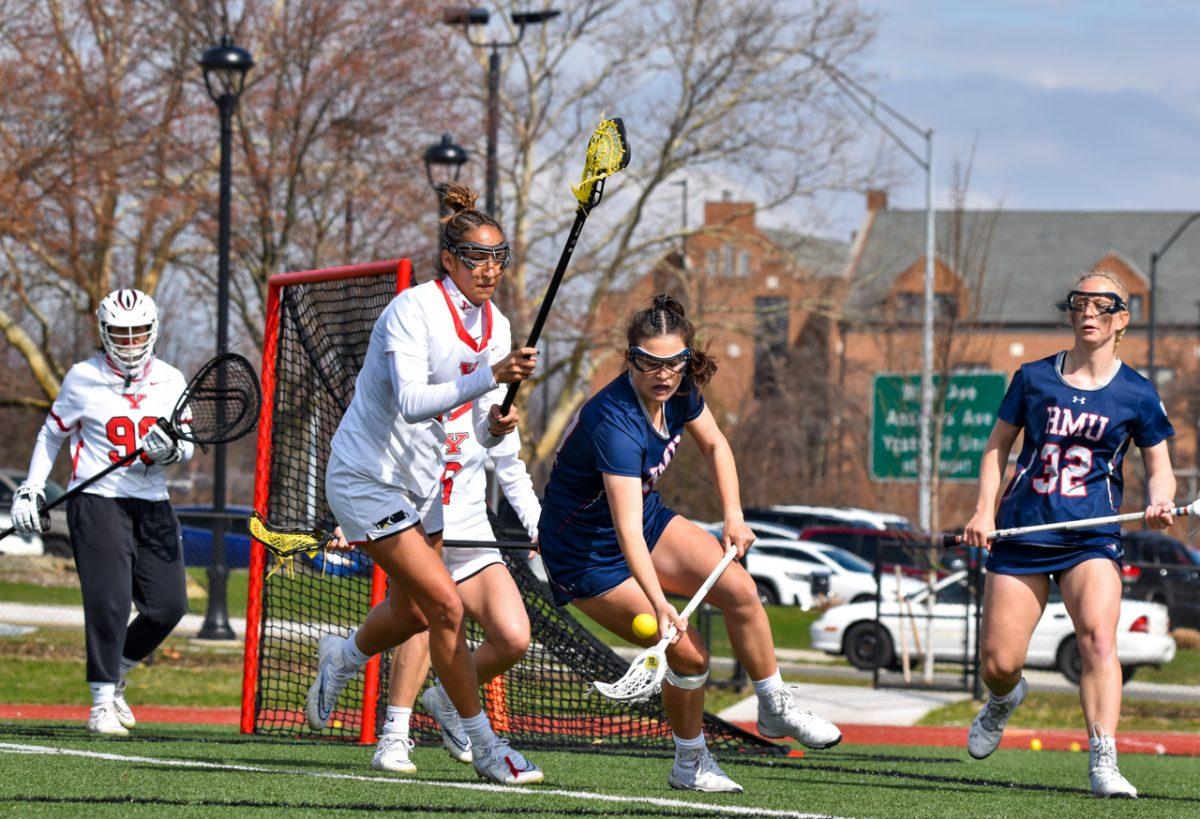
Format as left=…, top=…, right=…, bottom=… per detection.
left=442, top=7, right=560, bottom=218
left=804, top=52, right=936, bottom=535
left=1148, top=212, right=1200, bottom=385
left=197, top=36, right=254, bottom=641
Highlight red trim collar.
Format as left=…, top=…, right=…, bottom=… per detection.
left=435, top=279, right=492, bottom=352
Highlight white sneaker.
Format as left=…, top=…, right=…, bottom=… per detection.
left=473, top=738, right=543, bottom=785
left=305, top=633, right=355, bottom=730
left=371, top=732, right=417, bottom=773
left=1089, top=730, right=1137, bottom=798
left=113, top=679, right=136, bottom=730
left=87, top=704, right=129, bottom=736
left=420, top=685, right=472, bottom=762
left=756, top=688, right=842, bottom=749
left=967, top=677, right=1027, bottom=760
left=667, top=747, right=743, bottom=793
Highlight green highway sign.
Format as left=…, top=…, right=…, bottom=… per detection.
left=870, top=372, right=1008, bottom=482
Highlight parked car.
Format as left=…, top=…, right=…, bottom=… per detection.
left=0, top=469, right=70, bottom=556
left=745, top=520, right=804, bottom=540
left=0, top=511, right=44, bottom=556
left=811, top=571, right=1176, bottom=684
left=746, top=538, right=926, bottom=606
left=176, top=504, right=254, bottom=568
left=1122, top=530, right=1200, bottom=629
left=696, top=523, right=922, bottom=608
left=744, top=504, right=914, bottom=533
left=797, top=526, right=943, bottom=577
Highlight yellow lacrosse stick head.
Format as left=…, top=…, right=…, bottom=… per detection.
left=571, top=116, right=630, bottom=209
left=248, top=512, right=329, bottom=580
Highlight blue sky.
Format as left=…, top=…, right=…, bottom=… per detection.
left=811, top=0, right=1200, bottom=235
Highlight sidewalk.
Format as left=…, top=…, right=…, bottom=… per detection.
left=717, top=683, right=968, bottom=727
left=0, top=602, right=247, bottom=640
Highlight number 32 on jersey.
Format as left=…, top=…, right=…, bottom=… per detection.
left=1031, top=442, right=1092, bottom=497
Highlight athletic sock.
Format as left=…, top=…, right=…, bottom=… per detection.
left=89, top=682, right=116, bottom=706
left=988, top=684, right=1020, bottom=703
left=752, top=670, right=785, bottom=699
left=383, top=706, right=412, bottom=736
left=460, top=709, right=498, bottom=752
left=118, top=656, right=138, bottom=680
left=337, top=630, right=371, bottom=672
left=673, top=731, right=706, bottom=755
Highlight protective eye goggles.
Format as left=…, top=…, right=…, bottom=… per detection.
left=1061, top=290, right=1127, bottom=315
left=444, top=240, right=512, bottom=270
left=627, top=346, right=691, bottom=373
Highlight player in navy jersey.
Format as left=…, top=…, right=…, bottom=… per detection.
left=539, top=294, right=842, bottom=794
left=961, top=270, right=1176, bottom=798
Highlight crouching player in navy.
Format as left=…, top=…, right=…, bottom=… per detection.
left=9, top=289, right=194, bottom=735
left=961, top=270, right=1176, bottom=798
left=538, top=294, right=842, bottom=793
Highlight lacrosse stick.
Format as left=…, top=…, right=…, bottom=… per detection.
left=249, top=513, right=541, bottom=579
left=942, top=497, right=1200, bottom=548
left=592, top=545, right=737, bottom=703
left=499, top=115, right=630, bottom=414
left=0, top=353, right=260, bottom=541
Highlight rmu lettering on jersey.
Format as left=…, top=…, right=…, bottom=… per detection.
left=644, top=434, right=681, bottom=496
left=1044, top=406, right=1110, bottom=441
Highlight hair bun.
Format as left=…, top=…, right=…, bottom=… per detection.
left=652, top=293, right=684, bottom=317
left=436, top=182, right=479, bottom=218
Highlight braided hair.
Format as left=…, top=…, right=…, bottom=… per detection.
left=433, top=182, right=504, bottom=278
left=625, top=294, right=718, bottom=389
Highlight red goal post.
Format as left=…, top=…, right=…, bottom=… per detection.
left=241, top=258, right=411, bottom=741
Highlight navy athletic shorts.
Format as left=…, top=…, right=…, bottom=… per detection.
left=539, top=500, right=678, bottom=607
left=986, top=538, right=1123, bottom=582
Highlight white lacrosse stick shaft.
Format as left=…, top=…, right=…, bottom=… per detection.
left=945, top=498, right=1200, bottom=547
left=592, top=544, right=738, bottom=701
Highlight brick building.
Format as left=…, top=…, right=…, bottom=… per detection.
left=590, top=191, right=1199, bottom=531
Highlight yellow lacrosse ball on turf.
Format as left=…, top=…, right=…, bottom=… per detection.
left=1029, top=738, right=1042, bottom=751
left=632, top=613, right=657, bottom=639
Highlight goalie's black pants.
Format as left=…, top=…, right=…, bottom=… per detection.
left=67, top=493, right=188, bottom=683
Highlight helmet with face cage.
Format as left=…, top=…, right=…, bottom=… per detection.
left=96, top=288, right=158, bottom=375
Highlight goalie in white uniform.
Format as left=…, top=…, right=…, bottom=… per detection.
left=307, top=182, right=543, bottom=785
left=9, top=289, right=194, bottom=736
left=372, top=397, right=540, bottom=773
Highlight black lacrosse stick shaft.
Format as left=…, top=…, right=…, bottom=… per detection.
left=0, top=449, right=142, bottom=541
left=499, top=205, right=590, bottom=415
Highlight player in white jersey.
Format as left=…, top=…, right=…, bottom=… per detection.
left=9, top=289, right=194, bottom=736
left=307, top=182, right=544, bottom=785
left=373, top=397, right=541, bottom=773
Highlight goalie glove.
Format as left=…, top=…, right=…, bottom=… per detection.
left=11, top=482, right=49, bottom=534
left=142, top=419, right=183, bottom=465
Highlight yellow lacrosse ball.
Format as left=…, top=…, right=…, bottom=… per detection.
left=632, top=613, right=657, bottom=639
left=1029, top=738, right=1042, bottom=751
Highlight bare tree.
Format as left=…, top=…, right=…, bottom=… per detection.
left=464, top=0, right=877, bottom=469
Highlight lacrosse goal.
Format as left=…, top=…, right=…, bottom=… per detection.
left=241, top=258, right=781, bottom=756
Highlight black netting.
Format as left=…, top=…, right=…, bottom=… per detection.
left=253, top=264, right=781, bottom=756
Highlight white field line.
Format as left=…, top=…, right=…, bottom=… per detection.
left=0, top=741, right=840, bottom=819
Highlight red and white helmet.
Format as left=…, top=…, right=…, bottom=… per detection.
left=97, top=289, right=159, bottom=375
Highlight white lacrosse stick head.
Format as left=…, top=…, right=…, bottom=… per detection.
left=592, top=642, right=669, bottom=703
left=1187, top=498, right=1200, bottom=516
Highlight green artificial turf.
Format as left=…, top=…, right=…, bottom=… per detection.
left=0, top=723, right=1196, bottom=818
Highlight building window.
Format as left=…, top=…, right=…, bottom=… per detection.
left=706, top=249, right=718, bottom=274
left=721, top=244, right=734, bottom=277
left=896, top=292, right=958, bottom=321
left=1127, top=294, right=1143, bottom=321
left=754, top=296, right=789, bottom=399
left=738, top=250, right=751, bottom=278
